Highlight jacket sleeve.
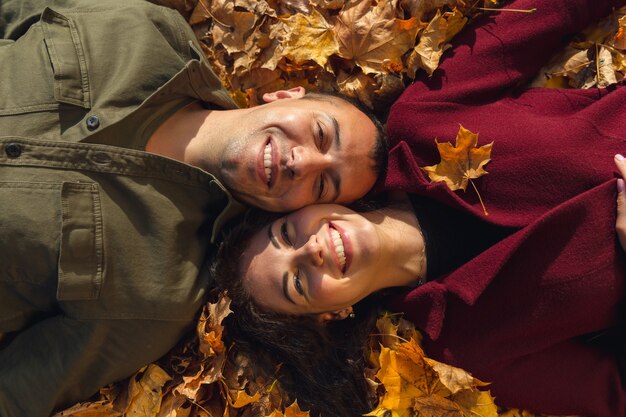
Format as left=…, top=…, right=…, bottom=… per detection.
left=0, top=0, right=48, bottom=40
left=0, top=315, right=187, bottom=417
left=408, top=0, right=626, bottom=104
left=487, top=340, right=626, bottom=417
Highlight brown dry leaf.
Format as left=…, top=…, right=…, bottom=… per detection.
left=333, top=0, right=420, bottom=74
left=597, top=45, right=618, bottom=87
left=278, top=10, right=339, bottom=67
left=156, top=395, right=190, bottom=417
left=234, top=0, right=277, bottom=17
left=412, top=395, right=464, bottom=416
left=400, top=0, right=459, bottom=22
left=422, top=125, right=493, bottom=192
left=424, top=357, right=487, bottom=395
left=172, top=365, right=205, bottom=400
left=613, top=14, right=626, bottom=49
left=211, top=11, right=258, bottom=54
left=337, top=71, right=378, bottom=108
left=310, top=0, right=346, bottom=10
left=407, top=8, right=467, bottom=77
left=52, top=401, right=121, bottom=417
left=124, top=365, right=172, bottom=417
left=198, top=295, right=233, bottom=358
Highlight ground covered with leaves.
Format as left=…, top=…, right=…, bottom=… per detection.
left=55, top=0, right=626, bottom=416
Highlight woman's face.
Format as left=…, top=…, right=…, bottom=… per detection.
left=241, top=204, right=384, bottom=317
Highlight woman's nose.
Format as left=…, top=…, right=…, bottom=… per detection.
left=297, top=234, right=324, bottom=266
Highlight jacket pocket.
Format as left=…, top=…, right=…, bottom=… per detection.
left=57, top=182, right=104, bottom=301
left=0, top=8, right=91, bottom=115
left=41, top=7, right=91, bottom=109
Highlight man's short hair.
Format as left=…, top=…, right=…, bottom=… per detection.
left=301, top=91, right=388, bottom=182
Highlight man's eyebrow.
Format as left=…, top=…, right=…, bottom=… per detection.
left=328, top=116, right=341, bottom=202
left=282, top=272, right=296, bottom=305
left=331, top=116, right=341, bottom=150
left=267, top=223, right=279, bottom=249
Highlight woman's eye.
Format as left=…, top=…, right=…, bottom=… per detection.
left=318, top=176, right=326, bottom=200
left=293, top=272, right=304, bottom=296
left=281, top=222, right=292, bottom=246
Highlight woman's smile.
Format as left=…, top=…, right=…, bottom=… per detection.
left=327, top=222, right=352, bottom=274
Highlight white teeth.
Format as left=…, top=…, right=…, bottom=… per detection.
left=330, top=228, right=346, bottom=270
left=263, top=143, right=272, bottom=184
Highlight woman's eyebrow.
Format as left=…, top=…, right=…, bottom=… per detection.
left=267, top=223, right=280, bottom=249
left=282, top=272, right=296, bottom=304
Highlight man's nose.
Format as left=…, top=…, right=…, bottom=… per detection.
left=296, top=234, right=324, bottom=266
left=287, top=146, right=331, bottom=179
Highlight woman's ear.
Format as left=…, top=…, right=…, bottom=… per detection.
left=262, top=86, right=306, bottom=103
left=316, top=306, right=354, bottom=323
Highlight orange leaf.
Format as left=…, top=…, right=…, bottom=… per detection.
left=422, top=125, right=492, bottom=214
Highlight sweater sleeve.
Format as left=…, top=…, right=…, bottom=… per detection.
left=406, top=0, right=626, bottom=104
left=486, top=340, right=626, bottom=417
left=0, top=315, right=187, bottom=417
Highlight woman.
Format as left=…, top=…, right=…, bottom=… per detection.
left=213, top=157, right=626, bottom=417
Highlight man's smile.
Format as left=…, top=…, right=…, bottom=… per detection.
left=258, top=138, right=277, bottom=188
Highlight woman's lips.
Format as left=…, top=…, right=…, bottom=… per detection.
left=328, top=222, right=352, bottom=275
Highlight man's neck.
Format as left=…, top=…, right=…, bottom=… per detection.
left=145, top=100, right=210, bottom=165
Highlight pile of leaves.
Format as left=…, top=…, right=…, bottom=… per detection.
left=154, top=0, right=499, bottom=114
left=53, top=294, right=509, bottom=417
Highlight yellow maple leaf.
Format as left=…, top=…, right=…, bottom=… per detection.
left=266, top=400, right=310, bottom=417
left=228, top=388, right=262, bottom=408
left=278, top=10, right=339, bottom=67
left=422, top=125, right=492, bottom=215
left=368, top=339, right=450, bottom=417
left=450, top=389, right=498, bottom=417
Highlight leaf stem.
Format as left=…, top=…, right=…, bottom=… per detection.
left=469, top=179, right=489, bottom=216
left=478, top=7, right=537, bottom=13
left=369, top=333, right=411, bottom=344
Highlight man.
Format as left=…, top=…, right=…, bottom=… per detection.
left=0, top=0, right=386, bottom=416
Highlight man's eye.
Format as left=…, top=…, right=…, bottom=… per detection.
left=317, top=123, right=324, bottom=149
left=294, top=272, right=304, bottom=296
left=281, top=222, right=292, bottom=246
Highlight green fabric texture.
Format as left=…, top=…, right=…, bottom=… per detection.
left=0, top=0, right=240, bottom=416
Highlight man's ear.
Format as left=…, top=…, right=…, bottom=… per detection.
left=262, top=86, right=306, bottom=103
left=315, top=306, right=353, bottom=323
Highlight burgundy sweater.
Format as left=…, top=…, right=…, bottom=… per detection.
left=385, top=0, right=626, bottom=415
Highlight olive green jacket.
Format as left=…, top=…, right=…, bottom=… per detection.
left=0, top=1, right=239, bottom=416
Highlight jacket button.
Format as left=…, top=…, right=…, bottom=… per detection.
left=4, top=143, right=22, bottom=158
left=86, top=115, right=100, bottom=130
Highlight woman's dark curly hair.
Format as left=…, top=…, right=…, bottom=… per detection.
left=211, top=209, right=383, bottom=417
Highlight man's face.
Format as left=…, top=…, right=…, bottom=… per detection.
left=218, top=89, right=378, bottom=212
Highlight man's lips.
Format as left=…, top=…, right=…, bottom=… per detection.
left=328, top=222, right=352, bottom=274
left=257, top=138, right=277, bottom=188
